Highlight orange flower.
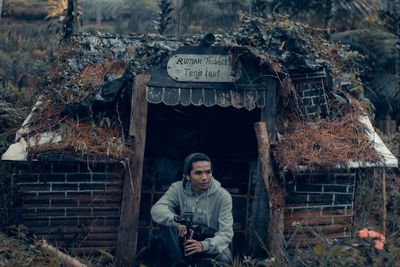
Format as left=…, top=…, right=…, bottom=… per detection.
left=358, top=229, right=369, bottom=239
left=368, top=230, right=381, bottom=239
left=374, top=240, right=384, bottom=250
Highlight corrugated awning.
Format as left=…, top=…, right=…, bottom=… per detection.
left=146, top=45, right=278, bottom=110
left=146, top=86, right=271, bottom=110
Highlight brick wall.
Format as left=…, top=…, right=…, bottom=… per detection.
left=292, top=70, right=330, bottom=118
left=14, top=160, right=125, bottom=254
left=284, top=170, right=356, bottom=243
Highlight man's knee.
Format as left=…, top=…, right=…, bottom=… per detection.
left=214, top=247, right=232, bottom=264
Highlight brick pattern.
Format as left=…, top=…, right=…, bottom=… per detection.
left=15, top=161, right=124, bottom=254
left=292, top=70, right=330, bottom=118
left=284, top=171, right=356, bottom=243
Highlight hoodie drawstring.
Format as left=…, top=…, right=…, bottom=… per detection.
left=206, top=187, right=210, bottom=227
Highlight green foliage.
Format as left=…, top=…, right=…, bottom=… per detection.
left=155, top=0, right=174, bottom=35
left=176, top=0, right=251, bottom=33
left=269, top=0, right=381, bottom=30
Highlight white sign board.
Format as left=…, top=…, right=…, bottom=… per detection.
left=167, top=54, right=242, bottom=83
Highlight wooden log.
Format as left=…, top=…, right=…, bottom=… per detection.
left=249, top=165, right=269, bottom=256
left=39, top=240, right=87, bottom=267
left=115, top=75, right=149, bottom=266
left=254, top=122, right=285, bottom=257
left=3, top=0, right=48, bottom=19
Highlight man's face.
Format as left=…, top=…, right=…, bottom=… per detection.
left=188, top=161, right=212, bottom=193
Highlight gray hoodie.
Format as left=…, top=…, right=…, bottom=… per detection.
left=150, top=178, right=233, bottom=255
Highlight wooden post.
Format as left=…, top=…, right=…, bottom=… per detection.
left=249, top=165, right=269, bottom=256
left=116, top=75, right=149, bottom=266
left=382, top=170, right=387, bottom=237
left=254, top=122, right=286, bottom=256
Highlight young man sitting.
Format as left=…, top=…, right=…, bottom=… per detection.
left=151, top=153, right=233, bottom=267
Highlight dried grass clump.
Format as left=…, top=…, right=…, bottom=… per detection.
left=80, top=60, right=128, bottom=88
left=274, top=107, right=380, bottom=169
left=22, top=38, right=138, bottom=159
left=28, top=119, right=130, bottom=159
left=26, top=94, right=130, bottom=159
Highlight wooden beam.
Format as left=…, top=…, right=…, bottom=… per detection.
left=254, top=122, right=285, bottom=256
left=262, top=80, right=277, bottom=141
left=116, top=75, right=149, bottom=266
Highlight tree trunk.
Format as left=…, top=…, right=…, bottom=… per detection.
left=0, top=0, right=3, bottom=21
left=63, top=0, right=75, bottom=41
left=115, top=75, right=149, bottom=266
left=254, top=122, right=286, bottom=256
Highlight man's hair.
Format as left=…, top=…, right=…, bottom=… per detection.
left=183, top=153, right=212, bottom=175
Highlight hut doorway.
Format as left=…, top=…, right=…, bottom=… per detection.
left=138, top=103, right=261, bottom=256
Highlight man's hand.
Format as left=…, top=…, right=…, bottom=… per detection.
left=176, top=224, right=194, bottom=238
left=184, top=239, right=203, bottom=256
left=177, top=223, right=187, bottom=237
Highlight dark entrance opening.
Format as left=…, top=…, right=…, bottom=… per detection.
left=138, top=103, right=260, bottom=257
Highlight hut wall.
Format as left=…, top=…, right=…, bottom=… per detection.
left=284, top=170, right=356, bottom=243
left=12, top=159, right=124, bottom=254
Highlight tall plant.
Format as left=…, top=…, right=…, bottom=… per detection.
left=155, top=0, right=174, bottom=35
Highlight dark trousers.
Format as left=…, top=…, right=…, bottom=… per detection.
left=159, top=225, right=232, bottom=266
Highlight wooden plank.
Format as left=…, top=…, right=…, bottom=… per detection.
left=285, top=233, right=351, bottom=244
left=117, top=75, right=149, bottom=266
left=284, top=216, right=334, bottom=227
left=254, top=122, right=285, bottom=256
left=39, top=233, right=118, bottom=241
left=284, top=215, right=352, bottom=227
left=285, top=224, right=349, bottom=235
left=29, top=226, right=118, bottom=234
left=72, top=247, right=113, bottom=255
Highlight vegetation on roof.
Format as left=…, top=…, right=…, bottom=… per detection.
left=15, top=13, right=379, bottom=166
